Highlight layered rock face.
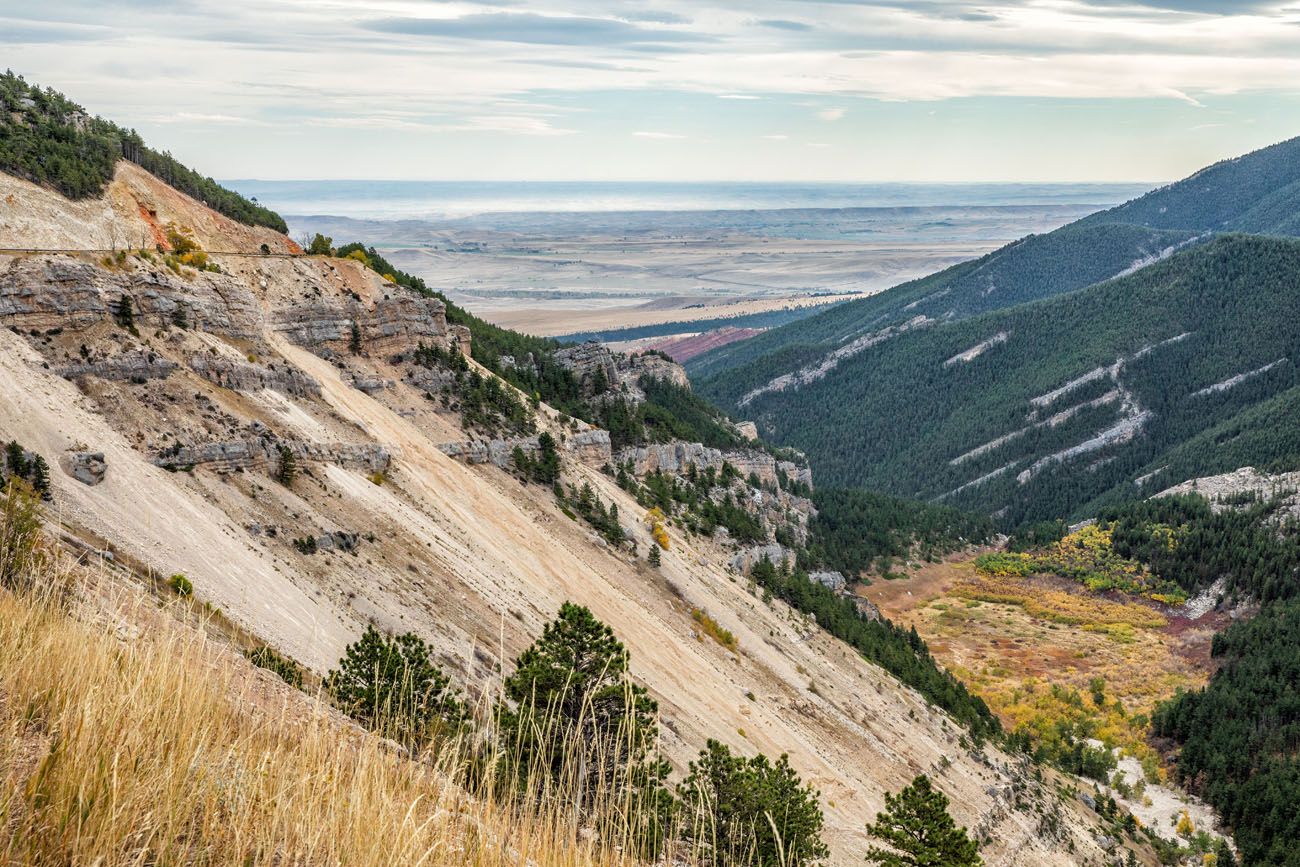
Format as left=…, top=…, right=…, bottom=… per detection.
left=554, top=341, right=690, bottom=401
left=555, top=341, right=620, bottom=396
left=0, top=255, right=263, bottom=339
left=56, top=350, right=177, bottom=382
left=438, top=429, right=612, bottom=470
left=1, top=254, right=465, bottom=363
left=155, top=436, right=391, bottom=475
left=616, top=440, right=811, bottom=491
left=188, top=355, right=321, bottom=397
left=274, top=294, right=456, bottom=358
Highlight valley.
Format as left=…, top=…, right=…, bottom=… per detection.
left=4, top=61, right=1300, bottom=867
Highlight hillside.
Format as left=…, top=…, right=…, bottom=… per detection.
left=0, top=71, right=287, bottom=232
left=690, top=134, right=1300, bottom=400
left=0, top=156, right=1126, bottom=864
left=692, top=234, right=1300, bottom=526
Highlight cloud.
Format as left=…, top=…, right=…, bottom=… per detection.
left=622, top=10, right=691, bottom=24
left=718, top=93, right=761, bottom=99
left=363, top=12, right=712, bottom=46
left=633, top=130, right=686, bottom=139
left=756, top=19, right=813, bottom=31
left=1073, top=0, right=1284, bottom=13
left=817, top=107, right=846, bottom=121
left=156, top=111, right=260, bottom=125
left=461, top=115, right=576, bottom=135
left=762, top=134, right=790, bottom=139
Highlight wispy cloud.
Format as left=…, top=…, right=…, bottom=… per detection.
left=633, top=130, right=687, bottom=139
left=817, top=107, right=846, bottom=121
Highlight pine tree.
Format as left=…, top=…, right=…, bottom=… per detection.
left=497, top=602, right=671, bottom=853
left=678, top=739, right=828, bottom=867
left=171, top=302, right=189, bottom=330
left=865, top=775, right=982, bottom=867
left=648, top=545, right=661, bottom=567
left=349, top=319, right=362, bottom=355
left=325, top=625, right=463, bottom=747
left=5, top=441, right=28, bottom=479
left=29, top=454, right=50, bottom=500
left=275, top=444, right=297, bottom=487
left=111, top=293, right=137, bottom=335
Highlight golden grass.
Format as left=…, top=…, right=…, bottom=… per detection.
left=0, top=573, right=648, bottom=867
left=690, top=607, right=738, bottom=652
left=952, top=575, right=1167, bottom=630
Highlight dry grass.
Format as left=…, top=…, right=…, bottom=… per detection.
left=0, top=569, right=651, bottom=867
left=690, top=607, right=738, bottom=652
left=952, top=574, right=1167, bottom=630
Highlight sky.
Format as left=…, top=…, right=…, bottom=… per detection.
left=2, top=0, right=1300, bottom=182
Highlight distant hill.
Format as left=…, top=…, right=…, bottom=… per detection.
left=689, top=135, right=1300, bottom=399
left=698, top=234, right=1300, bottom=525
left=0, top=71, right=286, bottom=233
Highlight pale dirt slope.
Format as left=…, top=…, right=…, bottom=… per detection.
left=0, top=163, right=1109, bottom=865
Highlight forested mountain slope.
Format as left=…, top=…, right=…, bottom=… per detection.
left=700, top=234, right=1300, bottom=526
left=690, top=135, right=1300, bottom=399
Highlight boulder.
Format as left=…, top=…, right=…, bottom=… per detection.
left=60, top=451, right=106, bottom=486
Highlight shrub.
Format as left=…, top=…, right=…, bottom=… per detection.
left=166, top=573, right=193, bottom=597
left=690, top=607, right=737, bottom=652
left=247, top=644, right=304, bottom=689
left=0, top=480, right=45, bottom=592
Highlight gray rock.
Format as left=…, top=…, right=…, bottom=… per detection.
left=810, top=571, right=847, bottom=593
left=56, top=350, right=177, bottom=383
left=61, top=451, right=106, bottom=486
left=188, top=355, right=320, bottom=397
left=154, top=437, right=391, bottom=475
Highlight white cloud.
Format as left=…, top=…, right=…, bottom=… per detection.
left=633, top=130, right=687, bottom=139
left=460, top=115, right=577, bottom=136
left=762, top=133, right=789, bottom=139
left=817, top=107, right=846, bottom=121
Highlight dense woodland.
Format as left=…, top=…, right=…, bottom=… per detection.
left=803, top=488, right=993, bottom=577
left=693, top=235, right=1300, bottom=526
left=1048, top=494, right=1300, bottom=865
left=0, top=72, right=287, bottom=232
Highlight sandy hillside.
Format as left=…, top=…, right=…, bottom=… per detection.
left=0, top=163, right=1116, bottom=865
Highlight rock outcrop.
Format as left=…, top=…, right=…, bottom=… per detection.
left=730, top=543, right=794, bottom=574
left=555, top=341, right=620, bottom=396
left=188, top=355, right=321, bottom=397
left=155, top=437, right=391, bottom=475
left=275, top=294, right=453, bottom=357
left=56, top=350, right=177, bottom=382
left=438, top=428, right=612, bottom=470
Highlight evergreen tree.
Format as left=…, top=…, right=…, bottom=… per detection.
left=497, top=603, right=672, bottom=854
left=349, top=319, right=362, bottom=355
left=111, top=293, right=137, bottom=335
left=677, top=739, right=828, bottom=867
left=532, top=431, right=561, bottom=484
left=171, top=303, right=189, bottom=330
left=325, top=625, right=463, bottom=748
left=648, top=544, right=662, bottom=567
left=28, top=454, right=50, bottom=501
left=274, top=445, right=297, bottom=487
left=5, top=441, right=28, bottom=479
left=865, top=775, right=982, bottom=867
